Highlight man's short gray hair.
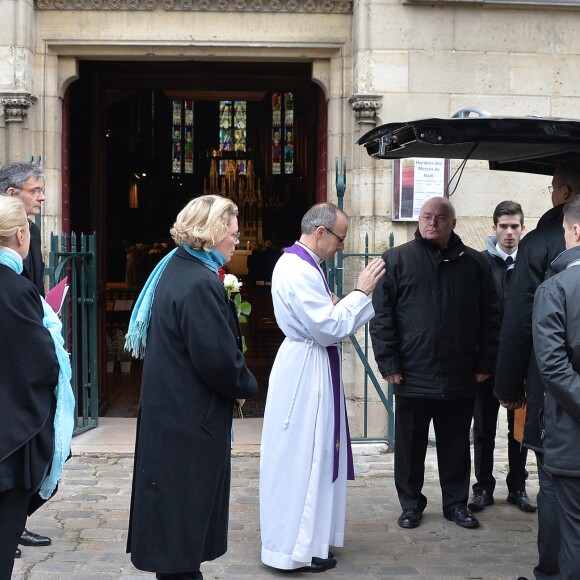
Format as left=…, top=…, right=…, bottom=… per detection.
left=301, top=202, right=348, bottom=234
left=564, top=195, right=580, bottom=227
left=0, top=162, right=45, bottom=195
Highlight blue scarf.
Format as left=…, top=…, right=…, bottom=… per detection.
left=0, top=248, right=74, bottom=499
left=39, top=297, right=75, bottom=499
left=183, top=245, right=226, bottom=275
left=0, top=247, right=23, bottom=274
left=125, top=245, right=226, bottom=358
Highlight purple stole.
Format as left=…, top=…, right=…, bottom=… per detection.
left=284, top=243, right=355, bottom=482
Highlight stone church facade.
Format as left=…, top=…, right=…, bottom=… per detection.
left=2, top=0, right=580, bottom=436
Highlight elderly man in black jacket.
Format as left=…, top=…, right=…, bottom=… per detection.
left=494, top=159, right=580, bottom=580
left=371, top=197, right=500, bottom=530
left=532, top=196, right=580, bottom=580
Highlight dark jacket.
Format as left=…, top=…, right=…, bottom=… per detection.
left=0, top=265, right=58, bottom=493
left=532, top=245, right=580, bottom=476
left=482, top=236, right=515, bottom=321
left=127, top=247, right=258, bottom=574
left=23, top=220, right=45, bottom=297
left=370, top=230, right=500, bottom=399
left=493, top=204, right=566, bottom=451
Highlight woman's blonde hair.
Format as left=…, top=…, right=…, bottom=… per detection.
left=0, top=195, right=27, bottom=247
left=170, top=195, right=238, bottom=251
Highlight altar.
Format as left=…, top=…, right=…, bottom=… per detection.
left=228, top=249, right=252, bottom=277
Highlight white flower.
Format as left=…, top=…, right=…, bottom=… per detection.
left=223, top=273, right=242, bottom=295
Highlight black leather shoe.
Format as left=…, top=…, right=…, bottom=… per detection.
left=19, top=529, right=51, bottom=547
left=156, top=572, right=202, bottom=579
left=14, top=548, right=21, bottom=558
left=295, top=557, right=337, bottom=573
left=507, top=490, right=537, bottom=513
left=397, top=508, right=422, bottom=529
left=444, top=505, right=480, bottom=528
left=468, top=490, right=494, bottom=512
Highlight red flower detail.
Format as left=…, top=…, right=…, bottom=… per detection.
left=218, top=268, right=226, bottom=281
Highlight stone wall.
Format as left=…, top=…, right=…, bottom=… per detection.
left=1, top=0, right=579, bottom=436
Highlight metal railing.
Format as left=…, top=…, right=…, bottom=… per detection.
left=328, top=158, right=395, bottom=445
left=46, top=232, right=99, bottom=435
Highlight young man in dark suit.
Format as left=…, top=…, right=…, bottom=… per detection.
left=469, top=201, right=536, bottom=513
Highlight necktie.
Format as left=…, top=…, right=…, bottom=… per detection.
left=505, top=256, right=513, bottom=266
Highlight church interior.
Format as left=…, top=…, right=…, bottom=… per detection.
left=65, top=60, right=325, bottom=417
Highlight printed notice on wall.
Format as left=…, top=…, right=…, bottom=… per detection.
left=392, top=158, right=450, bottom=221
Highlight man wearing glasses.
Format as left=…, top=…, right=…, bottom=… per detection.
left=370, top=196, right=500, bottom=530
left=0, top=162, right=47, bottom=295
left=260, top=202, right=385, bottom=573
left=494, top=159, right=580, bottom=580
left=0, top=162, right=52, bottom=556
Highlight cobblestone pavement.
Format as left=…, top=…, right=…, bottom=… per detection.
left=12, top=442, right=539, bottom=580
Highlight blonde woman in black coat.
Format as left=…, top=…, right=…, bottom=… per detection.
left=0, top=196, right=59, bottom=578
left=126, top=195, right=258, bottom=580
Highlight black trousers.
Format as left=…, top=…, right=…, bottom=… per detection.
left=552, top=472, right=580, bottom=580
left=533, top=453, right=561, bottom=579
left=0, top=487, right=34, bottom=580
left=394, top=395, right=475, bottom=514
left=472, top=381, right=529, bottom=494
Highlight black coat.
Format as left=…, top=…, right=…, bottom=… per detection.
left=532, top=245, right=580, bottom=476
left=22, top=220, right=45, bottom=297
left=370, top=230, right=500, bottom=399
left=493, top=204, right=566, bottom=451
left=127, top=247, right=258, bottom=574
left=0, top=264, right=58, bottom=493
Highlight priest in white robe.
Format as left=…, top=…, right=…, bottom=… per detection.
left=260, top=202, right=385, bottom=573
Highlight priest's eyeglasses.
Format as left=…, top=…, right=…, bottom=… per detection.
left=319, top=225, right=346, bottom=243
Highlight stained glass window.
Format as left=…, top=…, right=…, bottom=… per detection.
left=219, top=101, right=233, bottom=153
left=219, top=100, right=247, bottom=176
left=272, top=92, right=294, bottom=175
left=284, top=92, right=294, bottom=174
left=172, top=100, right=182, bottom=174
left=184, top=100, right=194, bottom=174
left=172, top=100, right=194, bottom=174
left=234, top=101, right=247, bottom=156
left=272, top=94, right=282, bottom=175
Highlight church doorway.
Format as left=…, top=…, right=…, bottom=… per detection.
left=66, top=59, right=327, bottom=417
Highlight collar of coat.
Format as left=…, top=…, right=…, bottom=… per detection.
left=537, top=203, right=565, bottom=229
left=549, top=244, right=580, bottom=276
left=414, top=229, right=465, bottom=260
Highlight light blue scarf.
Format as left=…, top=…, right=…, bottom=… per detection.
left=39, top=297, right=74, bottom=499
left=0, top=247, right=23, bottom=274
left=125, top=245, right=226, bottom=358
left=0, top=248, right=74, bottom=499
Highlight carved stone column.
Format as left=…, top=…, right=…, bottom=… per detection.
left=0, top=92, right=37, bottom=162
left=0, top=92, right=36, bottom=123
left=348, top=93, right=382, bottom=126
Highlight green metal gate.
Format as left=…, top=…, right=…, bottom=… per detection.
left=327, top=158, right=395, bottom=444
left=46, top=232, right=99, bottom=435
